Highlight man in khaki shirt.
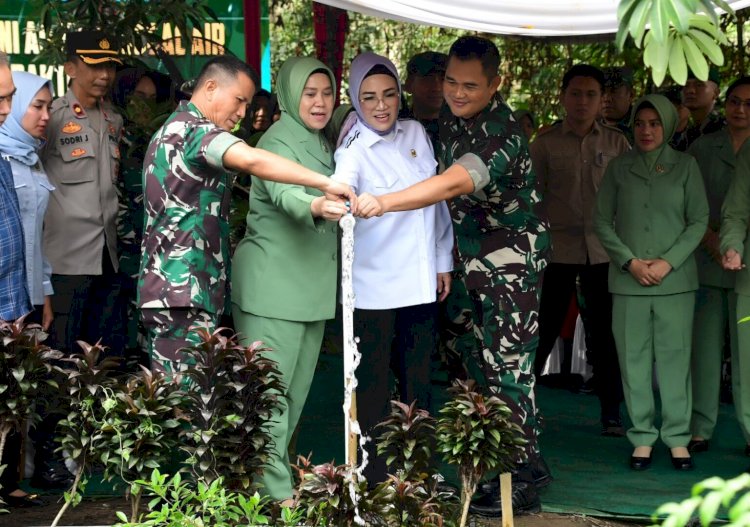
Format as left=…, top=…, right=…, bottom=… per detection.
left=530, top=64, right=630, bottom=436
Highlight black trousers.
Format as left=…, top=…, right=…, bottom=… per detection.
left=0, top=428, right=22, bottom=494
left=0, top=304, right=48, bottom=492
left=355, top=302, right=438, bottom=484
left=48, top=247, right=124, bottom=360
left=34, top=248, right=124, bottom=470
left=535, top=262, right=623, bottom=422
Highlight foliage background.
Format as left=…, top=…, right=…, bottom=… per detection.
left=269, top=1, right=750, bottom=125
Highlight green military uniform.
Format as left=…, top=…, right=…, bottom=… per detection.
left=594, top=94, right=709, bottom=449
left=687, top=130, right=741, bottom=440
left=231, top=58, right=338, bottom=500
left=718, top=149, right=750, bottom=447
left=438, top=93, right=550, bottom=457
left=138, top=100, right=242, bottom=372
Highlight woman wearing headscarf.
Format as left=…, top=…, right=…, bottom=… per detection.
left=0, top=71, right=55, bottom=329
left=688, top=77, right=750, bottom=454
left=594, top=94, right=708, bottom=471
left=231, top=57, right=347, bottom=503
left=333, top=52, right=454, bottom=484
left=0, top=71, right=55, bottom=507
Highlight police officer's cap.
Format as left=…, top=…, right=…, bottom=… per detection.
left=66, top=30, right=123, bottom=66
left=407, top=52, right=448, bottom=77
left=603, top=67, right=634, bottom=89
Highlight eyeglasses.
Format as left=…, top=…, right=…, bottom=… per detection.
left=359, top=91, right=399, bottom=110
left=727, top=96, right=750, bottom=110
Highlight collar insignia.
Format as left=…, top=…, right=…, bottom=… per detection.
left=72, top=103, right=86, bottom=118
left=410, top=149, right=417, bottom=158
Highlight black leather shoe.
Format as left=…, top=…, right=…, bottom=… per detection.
left=31, top=462, right=74, bottom=489
left=745, top=444, right=750, bottom=457
left=629, top=454, right=652, bottom=470
left=2, top=492, right=46, bottom=508
left=529, top=455, right=553, bottom=488
left=688, top=439, right=709, bottom=453
left=671, top=454, right=693, bottom=470
left=601, top=419, right=625, bottom=437
left=469, top=480, right=541, bottom=517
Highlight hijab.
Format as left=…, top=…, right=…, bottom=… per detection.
left=630, top=93, right=678, bottom=169
left=276, top=56, right=336, bottom=133
left=348, top=52, right=401, bottom=136
left=0, top=71, right=53, bottom=166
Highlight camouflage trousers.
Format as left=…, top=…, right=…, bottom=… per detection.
left=140, top=307, right=218, bottom=374
left=446, top=273, right=542, bottom=458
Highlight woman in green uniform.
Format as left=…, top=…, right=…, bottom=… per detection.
left=231, top=57, right=347, bottom=503
left=688, top=77, right=750, bottom=453
left=718, top=86, right=750, bottom=457
left=594, top=94, right=708, bottom=470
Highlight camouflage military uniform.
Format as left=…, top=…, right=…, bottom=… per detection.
left=116, top=127, right=149, bottom=360
left=438, top=94, right=550, bottom=457
left=138, top=100, right=241, bottom=372
left=671, top=109, right=725, bottom=151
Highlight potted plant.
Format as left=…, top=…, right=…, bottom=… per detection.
left=436, top=379, right=526, bottom=527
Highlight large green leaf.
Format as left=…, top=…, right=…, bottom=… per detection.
left=688, top=28, right=725, bottom=65
left=680, top=33, right=709, bottom=79
left=668, top=33, right=688, bottom=84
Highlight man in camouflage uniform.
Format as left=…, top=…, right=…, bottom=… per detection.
left=358, top=36, right=550, bottom=515
left=139, top=56, right=354, bottom=373
left=673, top=68, right=725, bottom=151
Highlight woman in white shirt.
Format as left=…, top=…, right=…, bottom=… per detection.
left=0, top=71, right=55, bottom=507
left=0, top=72, right=55, bottom=329
left=334, top=52, right=454, bottom=484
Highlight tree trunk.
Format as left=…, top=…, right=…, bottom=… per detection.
left=130, top=487, right=142, bottom=523
left=0, top=423, right=10, bottom=465
left=50, top=460, right=85, bottom=527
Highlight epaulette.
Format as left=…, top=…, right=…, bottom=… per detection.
left=50, top=97, right=68, bottom=113
left=600, top=121, right=626, bottom=135
left=535, top=121, right=562, bottom=138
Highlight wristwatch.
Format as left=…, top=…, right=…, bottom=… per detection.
left=622, top=259, right=634, bottom=271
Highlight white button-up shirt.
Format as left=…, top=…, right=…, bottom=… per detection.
left=334, top=119, right=454, bottom=310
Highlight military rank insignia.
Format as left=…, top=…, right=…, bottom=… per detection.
left=655, top=164, right=665, bottom=173
left=72, top=103, right=86, bottom=118
left=410, top=149, right=417, bottom=158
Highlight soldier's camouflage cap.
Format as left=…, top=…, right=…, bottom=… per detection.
left=66, top=30, right=123, bottom=66
left=407, top=52, right=448, bottom=77
left=603, top=67, right=633, bottom=88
